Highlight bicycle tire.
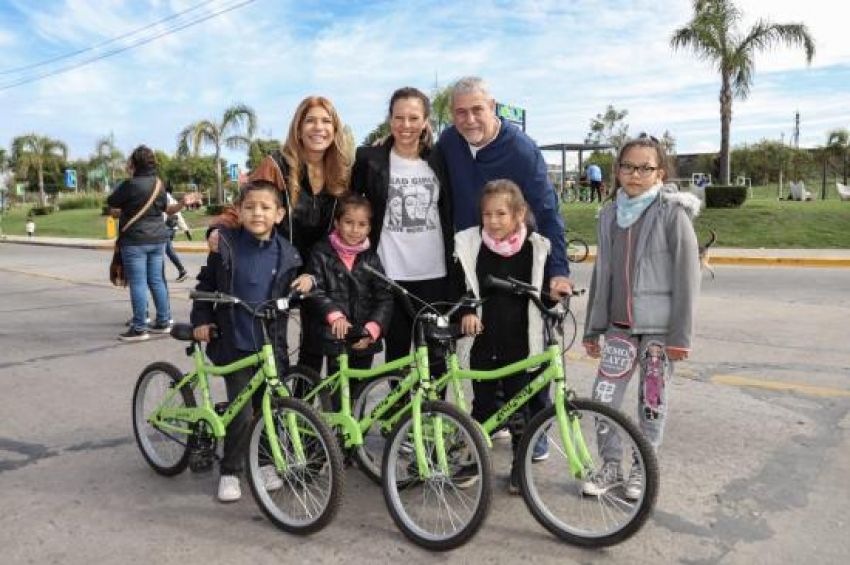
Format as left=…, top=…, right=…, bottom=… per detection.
left=567, top=238, right=589, bottom=263
left=282, top=365, right=331, bottom=412
left=132, top=362, right=195, bottom=476
left=351, top=374, right=405, bottom=484
left=245, top=396, right=345, bottom=535
left=516, top=398, right=658, bottom=547
left=561, top=188, right=576, bottom=203
left=382, top=400, right=492, bottom=551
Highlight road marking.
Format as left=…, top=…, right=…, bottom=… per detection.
left=712, top=374, right=850, bottom=398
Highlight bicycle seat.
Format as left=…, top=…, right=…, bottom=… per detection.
left=170, top=323, right=195, bottom=341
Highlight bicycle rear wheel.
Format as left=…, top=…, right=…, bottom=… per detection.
left=282, top=365, right=331, bottom=412
left=132, top=362, right=195, bottom=476
left=567, top=238, right=589, bottom=263
left=516, top=398, right=658, bottom=546
left=245, top=396, right=344, bottom=535
left=382, top=400, right=492, bottom=551
left=351, top=374, right=405, bottom=484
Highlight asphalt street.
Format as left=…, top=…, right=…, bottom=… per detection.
left=1, top=243, right=848, bottom=564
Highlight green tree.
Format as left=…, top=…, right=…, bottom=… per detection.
left=825, top=128, right=849, bottom=186
left=93, top=134, right=124, bottom=191
left=246, top=138, right=280, bottom=171
left=671, top=0, right=815, bottom=185
left=362, top=122, right=390, bottom=147
left=11, top=134, right=68, bottom=206
left=177, top=102, right=257, bottom=204
left=585, top=105, right=629, bottom=149
left=431, top=84, right=453, bottom=138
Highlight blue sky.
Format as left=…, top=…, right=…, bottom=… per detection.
left=1, top=0, right=848, bottom=170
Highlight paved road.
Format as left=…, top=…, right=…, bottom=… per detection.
left=1, top=244, right=848, bottom=564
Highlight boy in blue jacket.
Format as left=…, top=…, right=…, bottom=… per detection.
left=191, top=181, right=302, bottom=503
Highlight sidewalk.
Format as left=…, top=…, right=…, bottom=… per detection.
left=2, top=235, right=850, bottom=267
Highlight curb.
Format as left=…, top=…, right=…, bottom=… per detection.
left=1, top=237, right=209, bottom=253
left=577, top=252, right=850, bottom=269
left=3, top=237, right=849, bottom=267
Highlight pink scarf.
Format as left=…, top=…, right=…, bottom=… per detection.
left=329, top=229, right=370, bottom=270
left=481, top=223, right=527, bottom=257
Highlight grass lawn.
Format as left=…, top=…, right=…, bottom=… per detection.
left=1, top=206, right=213, bottom=241
left=3, top=184, right=849, bottom=248
left=562, top=183, right=850, bottom=248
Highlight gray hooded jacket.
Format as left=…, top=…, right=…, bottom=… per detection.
left=584, top=190, right=701, bottom=350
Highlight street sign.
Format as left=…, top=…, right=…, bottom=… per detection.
left=64, top=169, right=77, bottom=189
left=228, top=163, right=239, bottom=181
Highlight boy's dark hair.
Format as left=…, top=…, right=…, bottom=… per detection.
left=236, top=180, right=283, bottom=207
left=128, top=145, right=157, bottom=173
left=334, top=192, right=372, bottom=220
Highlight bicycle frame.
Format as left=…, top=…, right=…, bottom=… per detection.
left=301, top=336, right=450, bottom=478
left=146, top=341, right=303, bottom=473
left=430, top=296, right=595, bottom=479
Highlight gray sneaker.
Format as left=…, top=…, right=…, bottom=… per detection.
left=624, top=460, right=643, bottom=500
left=582, top=460, right=623, bottom=497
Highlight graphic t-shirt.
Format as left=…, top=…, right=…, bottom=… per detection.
left=377, top=150, right=446, bottom=281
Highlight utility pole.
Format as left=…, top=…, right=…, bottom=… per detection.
left=793, top=111, right=800, bottom=149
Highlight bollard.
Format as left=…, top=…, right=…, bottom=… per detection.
left=106, top=216, right=117, bottom=239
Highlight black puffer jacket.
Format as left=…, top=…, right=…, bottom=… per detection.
left=305, top=239, right=394, bottom=356
left=106, top=169, right=168, bottom=245
left=350, top=138, right=454, bottom=270
left=190, top=227, right=302, bottom=365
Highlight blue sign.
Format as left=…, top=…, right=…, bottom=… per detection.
left=64, top=169, right=77, bottom=189
left=228, top=163, right=239, bottom=181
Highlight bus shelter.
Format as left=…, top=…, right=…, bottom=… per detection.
left=539, top=142, right=614, bottom=195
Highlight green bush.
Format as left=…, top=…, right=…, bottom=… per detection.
left=57, top=194, right=106, bottom=211
left=205, top=204, right=226, bottom=216
left=30, top=205, right=58, bottom=216
left=705, top=185, right=748, bottom=208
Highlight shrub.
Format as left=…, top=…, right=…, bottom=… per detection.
left=205, top=204, right=226, bottom=216
left=705, top=185, right=748, bottom=208
left=57, top=194, right=106, bottom=211
left=30, top=205, right=58, bottom=215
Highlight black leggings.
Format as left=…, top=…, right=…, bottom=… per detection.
left=384, top=276, right=450, bottom=378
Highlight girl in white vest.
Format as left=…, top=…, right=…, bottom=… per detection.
left=454, top=179, right=551, bottom=494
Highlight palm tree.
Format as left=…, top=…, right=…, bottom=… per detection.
left=825, top=128, right=849, bottom=187
left=94, top=133, right=124, bottom=191
left=11, top=134, right=68, bottom=206
left=671, top=0, right=815, bottom=185
left=177, top=103, right=257, bottom=204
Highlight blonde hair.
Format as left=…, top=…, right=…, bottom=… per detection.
left=480, top=179, right=528, bottom=222
left=281, top=96, right=352, bottom=205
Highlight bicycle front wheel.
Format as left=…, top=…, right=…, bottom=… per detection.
left=516, top=398, right=658, bottom=546
left=351, top=374, right=406, bottom=484
left=245, top=396, right=344, bottom=535
left=382, top=400, right=492, bottom=551
left=132, top=362, right=195, bottom=476
left=567, top=238, right=589, bottom=263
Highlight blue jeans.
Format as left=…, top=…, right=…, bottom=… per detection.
left=122, top=242, right=170, bottom=330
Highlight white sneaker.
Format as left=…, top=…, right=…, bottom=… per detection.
left=624, top=461, right=643, bottom=500
left=260, top=465, right=283, bottom=492
left=582, top=461, right=622, bottom=497
left=491, top=428, right=511, bottom=441
left=217, top=475, right=241, bottom=502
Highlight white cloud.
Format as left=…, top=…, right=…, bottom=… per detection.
left=0, top=0, right=846, bottom=166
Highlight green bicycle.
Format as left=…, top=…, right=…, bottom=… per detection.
left=438, top=275, right=658, bottom=546
left=283, top=288, right=493, bottom=551
left=131, top=290, right=345, bottom=534
left=354, top=272, right=659, bottom=547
